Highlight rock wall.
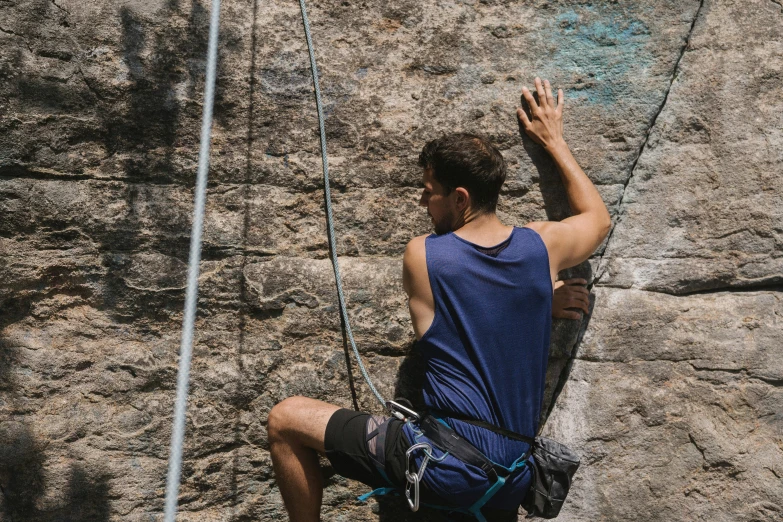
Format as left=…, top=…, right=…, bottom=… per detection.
left=0, top=0, right=781, bottom=520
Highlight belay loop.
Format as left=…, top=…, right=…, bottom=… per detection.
left=386, top=399, right=420, bottom=422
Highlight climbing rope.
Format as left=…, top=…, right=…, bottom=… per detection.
left=162, top=2, right=384, bottom=518
left=298, top=0, right=386, bottom=408
left=163, top=0, right=221, bottom=520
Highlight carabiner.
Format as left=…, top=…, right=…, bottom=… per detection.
left=387, top=400, right=420, bottom=422
left=404, top=442, right=432, bottom=512
left=405, top=472, right=420, bottom=511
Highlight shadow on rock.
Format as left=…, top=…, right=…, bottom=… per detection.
left=516, top=96, right=572, bottom=223
left=516, top=116, right=598, bottom=424
left=0, top=422, right=112, bottom=522
left=54, top=463, right=111, bottom=522
left=542, top=276, right=596, bottom=424
left=0, top=336, right=19, bottom=395
left=0, top=422, right=46, bottom=520
left=391, top=346, right=426, bottom=410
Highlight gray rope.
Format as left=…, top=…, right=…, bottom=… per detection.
left=298, top=0, right=386, bottom=408
left=163, top=0, right=221, bottom=520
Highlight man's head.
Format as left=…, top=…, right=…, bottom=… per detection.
left=417, top=133, right=506, bottom=234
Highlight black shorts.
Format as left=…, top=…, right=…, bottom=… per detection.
left=324, top=408, right=410, bottom=488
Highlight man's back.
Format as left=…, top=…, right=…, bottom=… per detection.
left=401, top=226, right=552, bottom=510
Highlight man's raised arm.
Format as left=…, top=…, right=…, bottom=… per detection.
left=517, top=77, right=611, bottom=276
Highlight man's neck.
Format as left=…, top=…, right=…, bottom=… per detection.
left=452, top=212, right=513, bottom=246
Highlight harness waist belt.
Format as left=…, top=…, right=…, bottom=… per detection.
left=427, top=409, right=536, bottom=445
left=419, top=415, right=520, bottom=484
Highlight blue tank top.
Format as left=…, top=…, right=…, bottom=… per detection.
left=402, top=226, right=552, bottom=511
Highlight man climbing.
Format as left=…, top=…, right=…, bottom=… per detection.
left=267, top=77, right=611, bottom=521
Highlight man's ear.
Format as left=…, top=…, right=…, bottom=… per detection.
left=455, top=187, right=470, bottom=211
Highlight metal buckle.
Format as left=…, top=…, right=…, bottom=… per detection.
left=386, top=400, right=420, bottom=422
left=404, top=442, right=431, bottom=512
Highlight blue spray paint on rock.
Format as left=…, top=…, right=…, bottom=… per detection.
left=548, top=6, right=654, bottom=106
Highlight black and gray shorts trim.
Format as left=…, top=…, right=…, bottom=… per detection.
left=324, top=408, right=410, bottom=489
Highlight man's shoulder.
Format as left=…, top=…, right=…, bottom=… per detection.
left=404, top=234, right=429, bottom=257
left=403, top=234, right=429, bottom=271
left=520, top=221, right=550, bottom=235
left=520, top=221, right=559, bottom=249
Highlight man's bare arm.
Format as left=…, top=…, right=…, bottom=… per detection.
left=403, top=235, right=434, bottom=340
left=517, top=77, right=611, bottom=274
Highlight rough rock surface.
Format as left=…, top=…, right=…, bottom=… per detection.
left=0, top=0, right=780, bottom=521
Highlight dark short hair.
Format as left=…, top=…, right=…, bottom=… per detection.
left=417, top=133, right=506, bottom=214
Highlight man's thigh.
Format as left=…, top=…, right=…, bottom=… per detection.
left=269, top=396, right=341, bottom=453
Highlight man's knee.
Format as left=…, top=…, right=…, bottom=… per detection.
left=268, top=396, right=311, bottom=444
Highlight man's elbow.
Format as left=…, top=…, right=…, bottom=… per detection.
left=593, top=205, right=611, bottom=240
left=585, top=212, right=611, bottom=245
left=599, top=215, right=612, bottom=241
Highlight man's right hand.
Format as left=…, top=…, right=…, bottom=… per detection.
left=519, top=76, right=611, bottom=276
left=516, top=77, right=565, bottom=152
left=552, top=278, right=590, bottom=320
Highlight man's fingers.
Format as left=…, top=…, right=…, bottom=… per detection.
left=556, top=88, right=564, bottom=115
left=566, top=294, right=588, bottom=308
left=561, top=285, right=588, bottom=297
left=573, top=292, right=590, bottom=304
left=534, top=77, right=547, bottom=109
left=562, top=278, right=588, bottom=286
left=516, top=107, right=531, bottom=128
left=562, top=290, right=589, bottom=306
left=544, top=79, right=555, bottom=108
left=554, top=310, right=583, bottom=320
left=521, top=86, right=538, bottom=112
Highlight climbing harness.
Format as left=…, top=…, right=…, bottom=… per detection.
left=362, top=403, right=533, bottom=522
left=368, top=405, right=581, bottom=520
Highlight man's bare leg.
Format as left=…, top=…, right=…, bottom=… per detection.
left=268, top=396, right=341, bottom=522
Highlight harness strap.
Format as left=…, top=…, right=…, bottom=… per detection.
left=427, top=408, right=536, bottom=445
left=418, top=414, right=533, bottom=520
left=468, top=475, right=507, bottom=522
left=357, top=487, right=397, bottom=502
left=419, top=415, right=502, bottom=484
